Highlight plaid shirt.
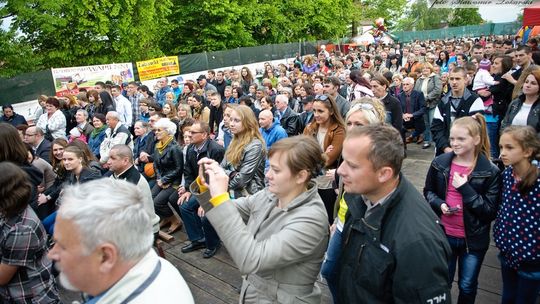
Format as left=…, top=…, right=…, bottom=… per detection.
left=129, top=92, right=144, bottom=124
left=0, top=207, right=59, bottom=303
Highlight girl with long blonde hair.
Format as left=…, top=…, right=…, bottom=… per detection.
left=222, top=105, right=266, bottom=198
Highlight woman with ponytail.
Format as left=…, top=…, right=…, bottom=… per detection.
left=424, top=114, right=501, bottom=304
left=495, top=125, right=540, bottom=304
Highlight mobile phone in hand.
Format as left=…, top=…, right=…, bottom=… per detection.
left=200, top=163, right=210, bottom=185
left=448, top=206, right=460, bottom=213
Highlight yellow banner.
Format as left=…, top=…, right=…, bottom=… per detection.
left=136, top=56, right=180, bottom=81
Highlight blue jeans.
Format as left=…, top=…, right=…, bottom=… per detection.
left=446, top=236, right=487, bottom=304
left=320, top=228, right=342, bottom=304
left=42, top=211, right=57, bottom=235
left=423, top=107, right=435, bottom=143
left=486, top=119, right=500, bottom=159
left=500, top=254, right=540, bottom=304
left=179, top=195, right=220, bottom=249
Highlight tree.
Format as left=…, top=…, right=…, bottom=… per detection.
left=350, top=0, right=407, bottom=36
left=1, top=0, right=172, bottom=68
left=0, top=29, right=41, bottom=77
left=394, top=0, right=451, bottom=31
left=161, top=0, right=353, bottom=54
left=448, top=8, right=484, bottom=27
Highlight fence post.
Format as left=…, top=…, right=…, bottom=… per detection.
left=204, top=51, right=209, bottom=71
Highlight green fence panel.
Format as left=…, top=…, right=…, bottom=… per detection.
left=394, top=22, right=520, bottom=42
left=0, top=70, right=55, bottom=106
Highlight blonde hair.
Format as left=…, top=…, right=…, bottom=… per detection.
left=451, top=114, right=490, bottom=170
left=225, top=105, right=265, bottom=166
left=177, top=103, right=192, bottom=119
left=347, top=97, right=387, bottom=124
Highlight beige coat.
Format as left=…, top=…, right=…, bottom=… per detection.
left=192, top=181, right=329, bottom=304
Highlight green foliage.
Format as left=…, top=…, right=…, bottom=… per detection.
left=448, top=8, right=484, bottom=27
left=0, top=29, right=42, bottom=77
left=161, top=0, right=353, bottom=54
left=353, top=0, right=407, bottom=29
left=2, top=0, right=172, bottom=68
left=394, top=0, right=451, bottom=31
left=395, top=1, right=483, bottom=31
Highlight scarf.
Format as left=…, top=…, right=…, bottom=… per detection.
left=156, top=136, right=174, bottom=154
left=90, top=125, right=107, bottom=138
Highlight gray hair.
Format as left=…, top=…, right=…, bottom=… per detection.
left=106, top=111, right=120, bottom=121
left=58, top=179, right=153, bottom=261
left=34, top=126, right=45, bottom=136
left=154, top=118, right=177, bottom=136
left=403, top=77, right=415, bottom=85
left=76, top=109, right=89, bottom=118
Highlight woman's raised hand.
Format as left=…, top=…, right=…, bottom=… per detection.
left=198, top=157, right=229, bottom=197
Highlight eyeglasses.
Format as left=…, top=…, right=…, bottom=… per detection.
left=314, top=95, right=329, bottom=102
left=148, top=107, right=156, bottom=111
left=155, top=128, right=165, bottom=132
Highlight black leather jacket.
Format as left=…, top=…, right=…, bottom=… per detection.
left=221, top=138, right=266, bottom=197
left=424, top=152, right=501, bottom=251
left=153, top=140, right=184, bottom=186
left=500, top=94, right=540, bottom=133
left=184, top=139, right=225, bottom=188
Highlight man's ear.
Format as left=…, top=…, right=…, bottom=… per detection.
left=377, top=166, right=394, bottom=184
left=98, top=243, right=119, bottom=273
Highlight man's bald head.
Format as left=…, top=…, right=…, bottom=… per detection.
left=258, top=110, right=274, bottom=129
left=25, top=126, right=43, bottom=146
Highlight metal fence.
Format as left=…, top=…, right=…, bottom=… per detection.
left=0, top=22, right=522, bottom=105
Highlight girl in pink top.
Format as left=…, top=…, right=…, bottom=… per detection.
left=424, top=114, right=501, bottom=304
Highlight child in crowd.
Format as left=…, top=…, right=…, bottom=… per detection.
left=424, top=114, right=501, bottom=304
left=494, top=125, right=540, bottom=304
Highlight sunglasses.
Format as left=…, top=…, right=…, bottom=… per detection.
left=314, top=94, right=329, bottom=102
left=350, top=103, right=375, bottom=111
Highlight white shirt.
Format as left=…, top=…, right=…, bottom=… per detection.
left=512, top=103, right=532, bottom=127
left=115, top=95, right=133, bottom=126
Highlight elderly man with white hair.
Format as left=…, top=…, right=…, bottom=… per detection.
left=48, top=179, right=194, bottom=303
left=397, top=77, right=426, bottom=145
left=275, top=94, right=299, bottom=137
left=99, top=111, right=133, bottom=165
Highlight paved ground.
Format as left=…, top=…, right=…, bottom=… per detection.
left=60, top=143, right=505, bottom=304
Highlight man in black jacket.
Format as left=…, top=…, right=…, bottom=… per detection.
left=25, top=126, right=52, bottom=164
left=398, top=77, right=426, bottom=145
left=1, top=104, right=27, bottom=126
left=335, top=125, right=451, bottom=304
left=275, top=94, right=299, bottom=137
left=175, top=122, right=225, bottom=259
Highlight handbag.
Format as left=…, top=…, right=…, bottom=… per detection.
left=44, top=125, right=54, bottom=141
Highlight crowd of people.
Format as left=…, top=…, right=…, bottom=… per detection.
left=0, top=34, right=539, bottom=303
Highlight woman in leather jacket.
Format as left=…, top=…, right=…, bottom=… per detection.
left=152, top=118, right=184, bottom=233
left=500, top=67, right=540, bottom=133
left=221, top=105, right=266, bottom=198
left=424, top=115, right=501, bottom=304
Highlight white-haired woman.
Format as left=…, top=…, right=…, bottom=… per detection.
left=320, top=97, right=386, bottom=303
left=152, top=118, right=184, bottom=233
